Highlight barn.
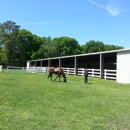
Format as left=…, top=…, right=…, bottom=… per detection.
left=27, top=48, right=130, bottom=84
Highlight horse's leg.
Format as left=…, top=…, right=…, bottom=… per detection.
left=47, top=73, right=50, bottom=79
left=59, top=75, right=60, bottom=82
left=54, top=75, right=58, bottom=81
left=48, top=73, right=52, bottom=81
left=55, top=74, right=60, bottom=82
left=50, top=73, right=53, bottom=81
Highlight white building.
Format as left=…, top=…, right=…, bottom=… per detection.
left=27, top=48, right=130, bottom=84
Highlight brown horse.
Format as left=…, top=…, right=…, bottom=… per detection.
left=47, top=67, right=66, bottom=82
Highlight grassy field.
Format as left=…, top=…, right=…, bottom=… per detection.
left=0, top=71, right=130, bottom=130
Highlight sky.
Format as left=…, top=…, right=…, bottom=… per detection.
left=0, top=0, right=130, bottom=48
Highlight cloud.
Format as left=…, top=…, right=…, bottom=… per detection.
left=86, top=0, right=121, bottom=16
left=106, top=2, right=120, bottom=16
left=19, top=21, right=62, bottom=25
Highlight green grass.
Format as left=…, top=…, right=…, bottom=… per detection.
left=0, top=72, right=130, bottom=130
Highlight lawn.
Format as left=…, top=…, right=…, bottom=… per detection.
left=0, top=72, right=130, bottom=130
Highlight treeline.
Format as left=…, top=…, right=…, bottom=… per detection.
left=0, top=20, right=124, bottom=67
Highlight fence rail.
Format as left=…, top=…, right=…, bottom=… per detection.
left=63, top=67, right=75, bottom=75
left=104, top=69, right=117, bottom=80
left=25, top=67, right=117, bottom=80
left=77, top=68, right=100, bottom=78
left=26, top=67, right=47, bottom=73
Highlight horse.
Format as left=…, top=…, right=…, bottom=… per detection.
left=47, top=67, right=67, bottom=82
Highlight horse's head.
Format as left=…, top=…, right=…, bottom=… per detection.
left=63, top=78, right=66, bottom=82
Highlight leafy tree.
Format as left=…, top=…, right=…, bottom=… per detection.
left=0, top=20, right=125, bottom=67
left=53, top=36, right=81, bottom=56
left=37, top=37, right=50, bottom=58
left=85, top=40, right=105, bottom=53
left=41, top=36, right=60, bottom=58
left=104, top=44, right=124, bottom=51
left=17, top=29, right=38, bottom=65
left=0, top=47, right=7, bottom=65
left=0, top=20, right=20, bottom=65
left=0, top=24, right=7, bottom=65
left=0, top=25, right=3, bottom=48
left=30, top=34, right=42, bottom=59
left=80, top=44, right=86, bottom=54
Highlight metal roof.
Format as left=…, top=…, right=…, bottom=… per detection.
left=28, top=48, right=130, bottom=62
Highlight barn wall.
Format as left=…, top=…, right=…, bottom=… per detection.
left=117, top=51, right=130, bottom=84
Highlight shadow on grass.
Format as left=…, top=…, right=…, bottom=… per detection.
left=53, top=80, right=67, bottom=83
left=84, top=83, right=93, bottom=85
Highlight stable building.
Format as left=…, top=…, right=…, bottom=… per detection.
left=27, top=48, right=130, bottom=84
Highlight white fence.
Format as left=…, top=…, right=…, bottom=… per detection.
left=63, top=67, right=75, bottom=75
left=78, top=68, right=100, bottom=78
left=104, top=69, right=117, bottom=80
left=26, top=67, right=117, bottom=80
left=26, top=67, right=48, bottom=73
left=0, top=65, right=2, bottom=72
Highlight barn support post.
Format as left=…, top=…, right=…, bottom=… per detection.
left=74, top=57, right=78, bottom=75
left=59, top=58, right=62, bottom=67
left=48, top=60, right=51, bottom=67
left=27, top=61, right=30, bottom=67
left=40, top=60, right=42, bottom=67
left=29, top=62, right=31, bottom=67
left=100, top=54, right=104, bottom=79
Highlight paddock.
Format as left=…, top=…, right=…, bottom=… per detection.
left=27, top=48, right=130, bottom=84
left=1, top=73, right=130, bottom=129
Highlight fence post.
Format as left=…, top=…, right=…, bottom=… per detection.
left=46, top=67, right=48, bottom=74
left=92, top=69, right=94, bottom=77
left=82, top=68, right=84, bottom=76
left=22, top=67, right=24, bottom=73
left=74, top=68, right=75, bottom=76
left=104, top=69, right=106, bottom=79
left=0, top=65, right=2, bottom=72
left=67, top=68, right=69, bottom=74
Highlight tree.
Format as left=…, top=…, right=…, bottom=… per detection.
left=0, top=47, right=7, bottom=65
left=42, top=36, right=60, bottom=58
left=80, top=44, right=86, bottom=54
left=0, top=20, right=20, bottom=65
left=83, top=40, right=124, bottom=54
left=85, top=40, right=105, bottom=53
left=17, top=29, right=39, bottom=65
left=0, top=20, right=125, bottom=67
left=30, top=34, right=43, bottom=59
left=0, top=24, right=3, bottom=48
left=104, top=44, right=124, bottom=51
left=53, top=36, right=81, bottom=56
left=0, top=23, right=7, bottom=65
